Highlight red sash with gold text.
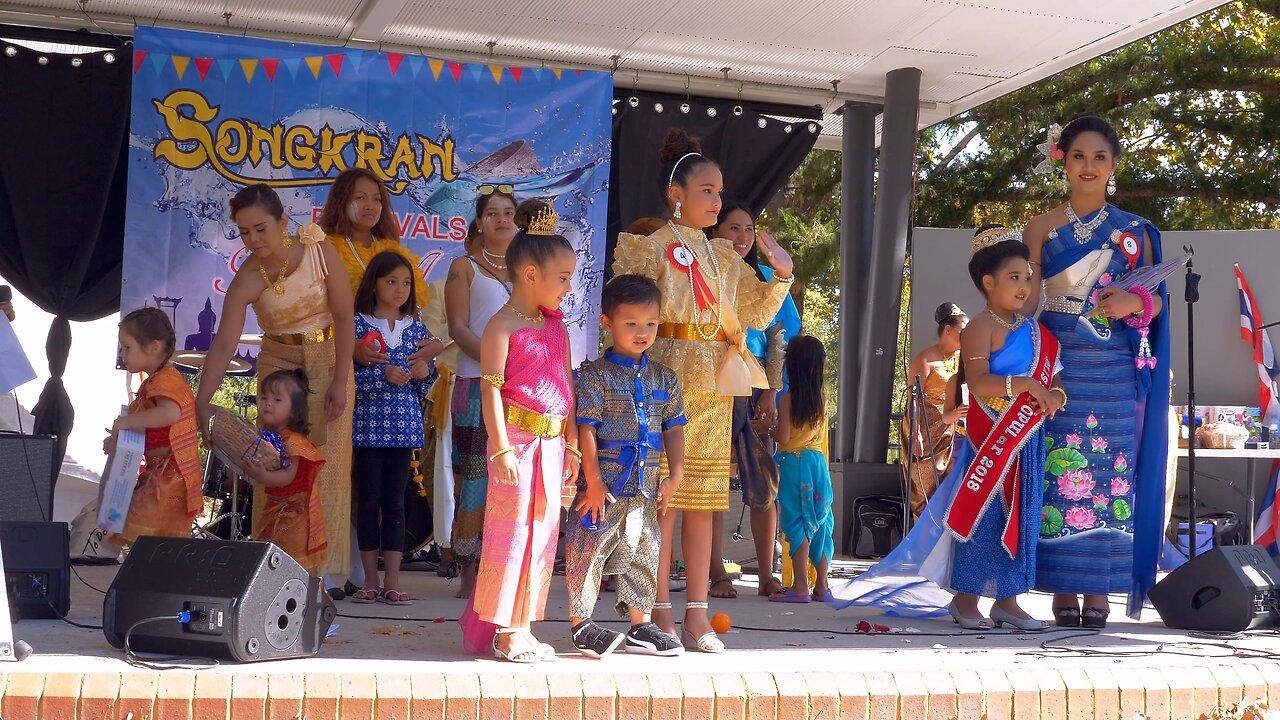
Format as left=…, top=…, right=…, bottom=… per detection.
left=944, top=323, right=1059, bottom=558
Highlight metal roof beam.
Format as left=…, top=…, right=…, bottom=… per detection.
left=346, top=0, right=410, bottom=44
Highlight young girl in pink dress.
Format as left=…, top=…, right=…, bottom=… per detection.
left=459, top=206, right=580, bottom=663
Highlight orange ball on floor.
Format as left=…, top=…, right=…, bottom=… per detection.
left=711, top=613, right=732, bottom=634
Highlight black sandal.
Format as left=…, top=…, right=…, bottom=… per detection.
left=1052, top=606, right=1081, bottom=627
left=1082, top=606, right=1109, bottom=629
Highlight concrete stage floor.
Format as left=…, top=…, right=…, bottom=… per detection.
left=3, top=558, right=1280, bottom=719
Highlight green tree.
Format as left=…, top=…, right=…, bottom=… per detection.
left=769, top=0, right=1280, bottom=448
left=916, top=0, right=1280, bottom=230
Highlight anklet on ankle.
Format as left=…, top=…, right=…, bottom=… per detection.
left=686, top=601, right=708, bottom=610
left=652, top=602, right=672, bottom=610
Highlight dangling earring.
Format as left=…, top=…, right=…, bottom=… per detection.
left=1106, top=174, right=1117, bottom=196
left=674, top=201, right=682, bottom=220
left=282, top=231, right=293, bottom=249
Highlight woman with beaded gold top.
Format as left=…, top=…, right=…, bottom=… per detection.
left=612, top=128, right=794, bottom=653
left=195, top=183, right=356, bottom=576
left=901, top=303, right=969, bottom=519
left=1021, top=113, right=1171, bottom=629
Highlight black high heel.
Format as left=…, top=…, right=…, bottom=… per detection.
left=1052, top=606, right=1081, bottom=627
left=1082, top=606, right=1110, bottom=629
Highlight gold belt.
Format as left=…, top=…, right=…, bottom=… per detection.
left=658, top=322, right=726, bottom=342
left=980, top=396, right=1011, bottom=413
left=506, top=405, right=565, bottom=438
left=265, top=325, right=334, bottom=346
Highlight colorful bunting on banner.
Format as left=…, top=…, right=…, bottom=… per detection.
left=194, top=57, right=213, bottom=81
left=324, top=54, right=343, bottom=77
left=132, top=46, right=558, bottom=85
left=149, top=52, right=168, bottom=76
left=386, top=52, right=404, bottom=75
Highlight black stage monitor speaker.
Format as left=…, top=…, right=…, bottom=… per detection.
left=0, top=432, right=57, bottom=522
left=103, top=537, right=336, bottom=662
left=1149, top=545, right=1280, bottom=631
left=1, top=521, right=70, bottom=620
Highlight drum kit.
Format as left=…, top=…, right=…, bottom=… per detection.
left=181, top=334, right=262, bottom=542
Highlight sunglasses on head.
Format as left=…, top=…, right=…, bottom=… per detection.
left=478, top=184, right=514, bottom=196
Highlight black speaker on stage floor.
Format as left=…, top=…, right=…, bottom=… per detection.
left=1, top=521, right=69, bottom=620
left=1149, top=545, right=1280, bottom=631
left=0, top=432, right=57, bottom=522
left=103, top=537, right=336, bottom=662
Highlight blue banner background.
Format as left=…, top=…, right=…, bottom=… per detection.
left=123, top=26, right=611, bottom=367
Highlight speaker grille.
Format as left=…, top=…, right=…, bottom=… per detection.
left=0, top=433, right=56, bottom=522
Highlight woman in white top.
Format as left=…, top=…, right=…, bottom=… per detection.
left=444, top=187, right=518, bottom=599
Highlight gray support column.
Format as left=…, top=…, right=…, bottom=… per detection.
left=834, top=101, right=878, bottom=461
left=851, top=67, right=921, bottom=463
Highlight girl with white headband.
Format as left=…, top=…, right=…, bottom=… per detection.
left=613, top=128, right=794, bottom=653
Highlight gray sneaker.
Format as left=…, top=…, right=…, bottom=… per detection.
left=625, top=622, right=684, bottom=656
left=571, top=619, right=624, bottom=659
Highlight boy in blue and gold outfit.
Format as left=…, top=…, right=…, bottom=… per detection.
left=565, top=275, right=687, bottom=658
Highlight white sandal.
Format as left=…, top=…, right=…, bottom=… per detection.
left=682, top=601, right=725, bottom=654
left=492, top=632, right=539, bottom=664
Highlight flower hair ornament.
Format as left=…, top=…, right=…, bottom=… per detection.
left=1033, top=123, right=1065, bottom=176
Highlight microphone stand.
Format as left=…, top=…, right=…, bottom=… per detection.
left=1183, top=246, right=1201, bottom=559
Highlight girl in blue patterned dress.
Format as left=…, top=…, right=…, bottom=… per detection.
left=826, top=229, right=1064, bottom=631
left=350, top=251, right=439, bottom=605
left=1023, top=114, right=1171, bottom=628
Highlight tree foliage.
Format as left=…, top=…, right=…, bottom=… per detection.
left=916, top=1, right=1280, bottom=230
left=764, top=1, right=1280, bottom=436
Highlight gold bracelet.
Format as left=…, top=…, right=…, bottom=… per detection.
left=489, top=446, right=515, bottom=462
left=564, top=444, right=582, bottom=459
left=481, top=373, right=505, bottom=388
left=1051, top=387, right=1068, bottom=407
left=1005, top=375, right=1014, bottom=398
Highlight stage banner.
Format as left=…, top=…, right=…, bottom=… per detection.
left=123, top=26, right=612, bottom=368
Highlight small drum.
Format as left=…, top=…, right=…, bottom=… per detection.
left=209, top=407, right=282, bottom=472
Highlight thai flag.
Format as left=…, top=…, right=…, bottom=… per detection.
left=1235, top=265, right=1280, bottom=426
left=1255, top=461, right=1280, bottom=555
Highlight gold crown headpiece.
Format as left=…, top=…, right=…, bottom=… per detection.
left=527, top=205, right=560, bottom=236
left=971, top=227, right=1023, bottom=255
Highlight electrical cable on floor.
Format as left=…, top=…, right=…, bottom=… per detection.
left=73, top=564, right=110, bottom=594
left=335, top=610, right=1079, bottom=639
left=122, top=613, right=220, bottom=671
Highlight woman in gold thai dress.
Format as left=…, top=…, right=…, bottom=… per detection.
left=196, top=183, right=355, bottom=577
left=901, top=302, right=968, bottom=518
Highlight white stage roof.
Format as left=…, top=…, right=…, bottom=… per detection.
left=0, top=0, right=1231, bottom=149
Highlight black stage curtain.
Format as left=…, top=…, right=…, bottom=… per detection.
left=607, top=89, right=821, bottom=275
left=0, top=29, right=131, bottom=475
